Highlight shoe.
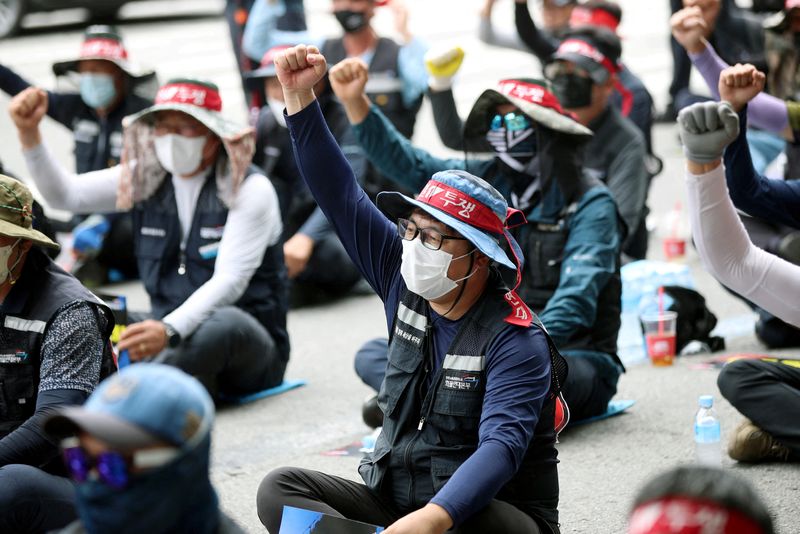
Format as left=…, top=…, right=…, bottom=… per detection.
left=728, top=420, right=791, bottom=462
left=362, top=394, right=384, bottom=429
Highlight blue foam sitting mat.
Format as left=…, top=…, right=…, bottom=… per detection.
left=570, top=399, right=635, bottom=427
left=219, top=379, right=307, bottom=405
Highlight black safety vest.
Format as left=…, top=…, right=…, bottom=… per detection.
left=321, top=37, right=422, bottom=139
left=514, top=201, right=623, bottom=364
left=0, top=248, right=115, bottom=437
left=131, top=169, right=290, bottom=360
left=359, top=282, right=563, bottom=531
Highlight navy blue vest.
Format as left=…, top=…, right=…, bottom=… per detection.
left=359, top=280, right=562, bottom=531
left=131, top=170, right=290, bottom=360
left=0, top=248, right=115, bottom=436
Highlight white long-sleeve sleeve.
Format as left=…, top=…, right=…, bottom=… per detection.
left=162, top=173, right=282, bottom=338
left=23, top=143, right=119, bottom=213
left=686, top=165, right=800, bottom=326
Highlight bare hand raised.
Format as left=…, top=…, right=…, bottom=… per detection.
left=670, top=6, right=707, bottom=54
left=329, top=58, right=370, bottom=104
left=274, top=44, right=327, bottom=115
left=8, top=87, right=48, bottom=148
left=719, top=63, right=766, bottom=113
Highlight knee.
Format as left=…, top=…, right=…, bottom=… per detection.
left=0, top=464, right=31, bottom=505
left=256, top=467, right=297, bottom=531
left=717, top=360, right=755, bottom=406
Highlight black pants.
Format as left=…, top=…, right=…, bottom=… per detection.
left=291, top=234, right=363, bottom=305
left=718, top=358, right=800, bottom=457
left=256, top=467, right=550, bottom=534
left=0, top=464, right=76, bottom=533
left=132, top=306, right=287, bottom=399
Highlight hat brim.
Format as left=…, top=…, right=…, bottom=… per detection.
left=52, top=57, right=154, bottom=80
left=0, top=219, right=59, bottom=250
left=550, top=52, right=610, bottom=84
left=463, top=88, right=593, bottom=142
left=45, top=407, right=166, bottom=451
left=124, top=103, right=249, bottom=141
left=243, top=65, right=277, bottom=91
left=376, top=191, right=516, bottom=271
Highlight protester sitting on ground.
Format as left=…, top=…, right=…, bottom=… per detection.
left=478, top=0, right=656, bottom=160
left=44, top=363, right=245, bottom=534
left=678, top=74, right=800, bottom=463
left=0, top=25, right=156, bottom=286
left=663, top=0, right=765, bottom=119
left=246, top=44, right=364, bottom=304
left=544, top=26, right=649, bottom=260
left=8, top=80, right=289, bottom=401
left=0, top=174, right=116, bottom=533
left=258, top=43, right=567, bottom=534
left=628, top=466, right=775, bottom=533
left=329, top=57, right=625, bottom=427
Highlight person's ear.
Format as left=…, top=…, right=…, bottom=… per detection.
left=474, top=250, right=491, bottom=269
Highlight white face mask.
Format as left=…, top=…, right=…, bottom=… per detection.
left=267, top=98, right=287, bottom=128
left=400, top=238, right=476, bottom=301
left=0, top=239, right=22, bottom=285
left=154, top=133, right=207, bottom=177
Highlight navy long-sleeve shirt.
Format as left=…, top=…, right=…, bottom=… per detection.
left=724, top=109, right=800, bottom=230
left=286, top=100, right=552, bottom=526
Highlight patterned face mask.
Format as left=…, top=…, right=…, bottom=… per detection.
left=485, top=111, right=537, bottom=172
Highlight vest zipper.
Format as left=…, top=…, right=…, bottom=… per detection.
left=178, top=249, right=187, bottom=275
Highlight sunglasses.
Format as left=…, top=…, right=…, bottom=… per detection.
left=490, top=111, right=532, bottom=132
left=61, top=437, right=180, bottom=490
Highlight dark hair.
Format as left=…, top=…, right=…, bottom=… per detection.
left=632, top=466, right=774, bottom=534
left=562, top=25, right=622, bottom=65
left=581, top=0, right=622, bottom=23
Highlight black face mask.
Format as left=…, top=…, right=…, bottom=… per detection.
left=550, top=73, right=594, bottom=109
left=334, top=10, right=369, bottom=33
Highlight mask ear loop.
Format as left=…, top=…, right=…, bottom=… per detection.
left=6, top=238, right=24, bottom=285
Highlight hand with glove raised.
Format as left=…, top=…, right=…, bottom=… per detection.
left=424, top=45, right=465, bottom=92
left=678, top=101, right=739, bottom=170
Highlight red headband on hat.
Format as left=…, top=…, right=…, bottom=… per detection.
left=155, top=82, right=222, bottom=112
left=261, top=45, right=292, bottom=68
left=569, top=7, right=620, bottom=32
left=417, top=180, right=533, bottom=327
left=629, top=497, right=764, bottom=534
left=497, top=80, right=566, bottom=114
left=80, top=38, right=128, bottom=61
left=556, top=39, right=633, bottom=116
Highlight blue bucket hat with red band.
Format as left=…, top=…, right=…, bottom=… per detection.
left=377, top=170, right=535, bottom=326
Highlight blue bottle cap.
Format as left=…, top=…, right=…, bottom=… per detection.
left=699, top=395, right=713, bottom=408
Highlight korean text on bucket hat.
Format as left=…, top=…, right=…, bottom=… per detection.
left=0, top=174, right=58, bottom=250
left=377, top=170, right=535, bottom=327
left=44, top=363, right=214, bottom=452
left=463, top=78, right=593, bottom=142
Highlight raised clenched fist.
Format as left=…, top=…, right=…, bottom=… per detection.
left=719, top=63, right=766, bottom=113
left=274, top=44, right=328, bottom=94
left=329, top=58, right=370, bottom=104
left=670, top=6, right=707, bottom=54
left=678, top=101, right=740, bottom=164
left=9, top=87, right=48, bottom=133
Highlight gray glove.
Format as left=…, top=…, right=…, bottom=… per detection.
left=677, top=101, right=740, bottom=163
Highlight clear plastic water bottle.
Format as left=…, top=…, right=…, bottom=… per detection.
left=694, top=395, right=722, bottom=466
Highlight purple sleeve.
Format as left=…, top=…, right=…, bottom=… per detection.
left=430, top=326, right=551, bottom=525
left=690, top=45, right=788, bottom=133
left=285, top=100, right=402, bottom=301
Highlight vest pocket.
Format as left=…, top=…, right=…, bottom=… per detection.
left=430, top=455, right=464, bottom=493
left=0, top=367, right=36, bottom=425
left=379, top=346, right=421, bottom=417
left=358, top=438, right=391, bottom=491
left=430, top=389, right=482, bottom=444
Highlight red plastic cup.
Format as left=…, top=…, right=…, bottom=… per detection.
left=641, top=311, right=678, bottom=366
left=663, top=237, right=686, bottom=261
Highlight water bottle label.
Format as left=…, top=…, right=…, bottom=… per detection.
left=694, top=421, right=721, bottom=443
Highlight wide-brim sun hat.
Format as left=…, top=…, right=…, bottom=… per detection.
left=463, top=78, right=593, bottom=143
left=0, top=175, right=59, bottom=250
left=51, top=24, right=154, bottom=80
left=117, top=78, right=255, bottom=210
left=377, top=169, right=535, bottom=326
left=44, top=363, right=214, bottom=452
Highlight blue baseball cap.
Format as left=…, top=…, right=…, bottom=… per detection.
left=45, top=363, right=214, bottom=452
